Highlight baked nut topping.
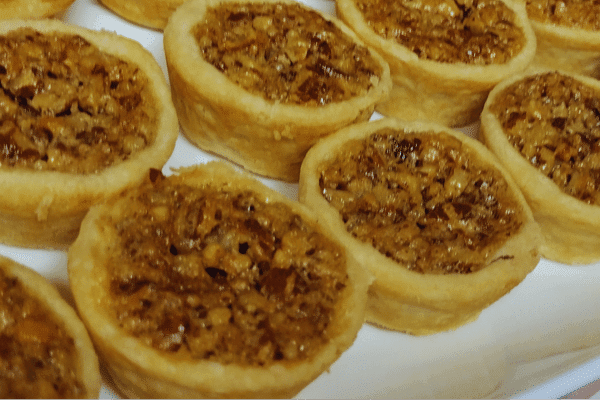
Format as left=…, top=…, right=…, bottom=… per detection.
left=108, top=170, right=348, bottom=365
left=489, top=71, right=600, bottom=205
left=0, top=28, right=157, bottom=174
left=526, top=0, right=600, bottom=30
left=194, top=2, right=384, bottom=105
left=319, top=128, right=524, bottom=274
left=354, top=0, right=525, bottom=64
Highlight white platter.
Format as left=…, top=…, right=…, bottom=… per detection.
left=1, top=0, right=600, bottom=397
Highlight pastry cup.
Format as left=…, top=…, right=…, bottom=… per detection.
left=336, top=0, right=537, bottom=127
left=480, top=69, right=600, bottom=264
left=164, top=0, right=391, bottom=182
left=299, top=118, right=541, bottom=335
left=0, top=255, right=100, bottom=398
left=98, top=0, right=185, bottom=30
left=68, top=162, right=370, bottom=398
left=0, top=19, right=178, bottom=249
left=0, top=0, right=76, bottom=19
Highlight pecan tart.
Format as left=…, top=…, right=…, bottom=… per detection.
left=0, top=0, right=76, bottom=19
left=164, top=0, right=391, bottom=181
left=0, top=255, right=100, bottom=398
left=481, top=69, right=600, bottom=264
left=98, top=0, right=186, bottom=30
left=0, top=19, right=178, bottom=248
left=336, top=0, right=536, bottom=127
left=299, top=118, right=541, bottom=335
left=68, top=162, right=370, bottom=398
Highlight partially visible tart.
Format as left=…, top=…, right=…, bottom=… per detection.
left=164, top=0, right=391, bottom=181
left=0, top=19, right=178, bottom=248
left=68, top=162, right=370, bottom=398
left=481, top=69, right=600, bottom=264
left=299, top=118, right=541, bottom=335
left=0, top=255, right=100, bottom=398
left=525, top=0, right=600, bottom=78
left=0, top=0, right=76, bottom=19
left=98, top=0, right=186, bottom=30
left=336, top=0, right=536, bottom=127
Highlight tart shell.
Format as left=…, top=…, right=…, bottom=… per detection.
left=0, top=0, right=76, bottom=19
left=299, top=118, right=541, bottom=335
left=0, top=19, right=179, bottom=249
left=68, top=162, right=371, bottom=398
left=98, top=0, right=185, bottom=30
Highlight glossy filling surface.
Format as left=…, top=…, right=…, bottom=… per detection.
left=526, top=0, right=600, bottom=30
left=0, top=28, right=157, bottom=174
left=0, top=268, right=85, bottom=398
left=193, top=2, right=383, bottom=105
left=107, top=170, right=348, bottom=366
left=319, top=129, right=524, bottom=274
left=355, top=0, right=525, bottom=64
left=490, top=71, right=600, bottom=205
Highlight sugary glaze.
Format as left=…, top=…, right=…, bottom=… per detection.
left=194, top=1, right=384, bottom=105
left=489, top=71, right=600, bottom=205
left=0, top=28, right=157, bottom=174
left=526, top=0, right=600, bottom=30
left=319, top=127, right=525, bottom=274
left=354, top=0, right=525, bottom=64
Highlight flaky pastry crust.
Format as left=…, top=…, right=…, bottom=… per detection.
left=299, top=118, right=541, bottom=335
left=0, top=0, right=76, bottom=19
left=164, top=0, right=391, bottom=182
left=98, top=0, right=186, bottom=30
left=0, top=19, right=178, bottom=249
left=68, top=162, right=370, bottom=398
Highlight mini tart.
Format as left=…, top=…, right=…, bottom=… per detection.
left=68, top=162, right=370, bottom=398
left=0, top=19, right=178, bottom=249
left=299, top=118, right=541, bottom=335
left=481, top=69, right=600, bottom=264
left=525, top=0, right=600, bottom=78
left=164, top=0, right=391, bottom=182
left=0, top=255, right=100, bottom=398
left=98, top=0, right=186, bottom=30
left=336, top=0, right=536, bottom=127
left=0, top=0, right=76, bottom=19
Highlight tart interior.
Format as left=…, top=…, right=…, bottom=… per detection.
left=354, top=0, right=525, bottom=64
left=318, top=128, right=525, bottom=274
left=489, top=71, right=600, bottom=205
left=193, top=1, right=384, bottom=105
left=526, top=0, right=600, bottom=30
left=0, top=268, right=86, bottom=398
left=0, top=27, right=157, bottom=174
left=106, top=169, right=349, bottom=366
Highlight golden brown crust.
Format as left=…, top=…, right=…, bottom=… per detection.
left=481, top=69, right=600, bottom=264
left=0, top=255, right=100, bottom=399
left=0, top=0, right=76, bottom=19
left=299, top=118, right=541, bottom=335
left=164, top=0, right=391, bottom=182
left=336, top=0, right=537, bottom=127
left=98, top=0, right=186, bottom=30
left=68, top=162, right=371, bottom=398
left=0, top=19, right=179, bottom=249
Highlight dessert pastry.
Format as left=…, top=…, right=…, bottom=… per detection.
left=0, top=19, right=179, bottom=248
left=164, top=0, right=391, bottom=181
left=68, top=162, right=370, bottom=398
left=0, top=0, right=76, bottom=19
left=525, top=0, right=600, bottom=78
left=336, top=0, right=537, bottom=127
left=0, top=255, right=100, bottom=398
left=299, top=118, right=541, bottom=335
left=98, top=0, right=186, bottom=30
left=481, top=69, right=600, bottom=264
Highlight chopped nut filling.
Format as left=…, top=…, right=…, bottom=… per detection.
left=490, top=71, right=600, bottom=205
left=355, top=0, right=525, bottom=64
left=107, top=170, right=348, bottom=366
left=526, top=0, right=600, bottom=30
left=0, top=269, right=85, bottom=399
left=0, top=28, right=157, bottom=173
left=193, top=2, right=383, bottom=105
left=319, top=129, right=524, bottom=274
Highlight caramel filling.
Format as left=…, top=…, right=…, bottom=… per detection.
left=108, top=170, right=348, bottom=366
left=319, top=129, right=524, bottom=274
left=0, top=268, right=85, bottom=399
left=526, top=0, right=600, bottom=30
left=490, top=71, right=600, bottom=205
left=355, top=0, right=525, bottom=64
left=0, top=28, right=157, bottom=174
left=193, top=2, right=383, bottom=105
